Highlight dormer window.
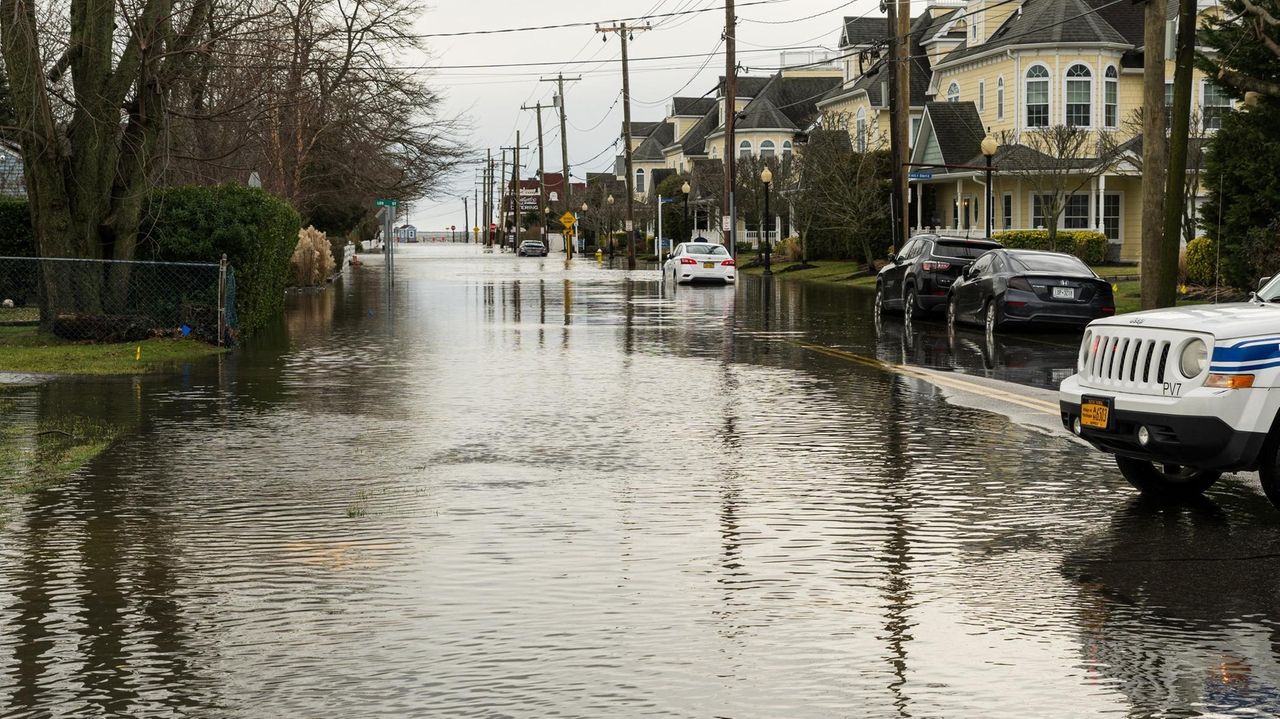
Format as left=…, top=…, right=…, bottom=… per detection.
left=947, top=82, right=960, bottom=103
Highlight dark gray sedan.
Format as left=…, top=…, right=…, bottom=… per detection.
left=946, top=249, right=1116, bottom=333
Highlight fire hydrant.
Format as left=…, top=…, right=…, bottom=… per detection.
left=595, top=248, right=604, bottom=263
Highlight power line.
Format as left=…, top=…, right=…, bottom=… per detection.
left=739, top=0, right=861, bottom=25
left=402, top=0, right=789, bottom=39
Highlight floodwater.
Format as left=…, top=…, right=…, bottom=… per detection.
left=1, top=244, right=1278, bottom=718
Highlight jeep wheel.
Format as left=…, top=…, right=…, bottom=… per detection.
left=874, top=282, right=885, bottom=322
left=1257, top=438, right=1280, bottom=510
left=1115, top=456, right=1220, bottom=500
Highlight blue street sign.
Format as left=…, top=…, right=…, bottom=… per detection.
left=908, top=170, right=932, bottom=180
left=659, top=197, right=676, bottom=204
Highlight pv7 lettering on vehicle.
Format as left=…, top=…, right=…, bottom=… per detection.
left=1162, top=382, right=1182, bottom=397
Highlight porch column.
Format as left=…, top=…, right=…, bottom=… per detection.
left=1085, top=175, right=1095, bottom=227
left=955, top=178, right=963, bottom=230
left=1097, top=174, right=1107, bottom=233
left=916, top=183, right=924, bottom=230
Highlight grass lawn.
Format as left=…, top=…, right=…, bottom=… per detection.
left=1108, top=279, right=1210, bottom=315
left=0, top=306, right=39, bottom=324
left=0, top=325, right=226, bottom=375
left=737, top=254, right=878, bottom=287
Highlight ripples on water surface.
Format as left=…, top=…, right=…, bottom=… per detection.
left=1, top=245, right=1278, bottom=718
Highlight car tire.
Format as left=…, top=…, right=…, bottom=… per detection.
left=874, top=282, right=885, bottom=320
left=1257, top=436, right=1280, bottom=510
left=1115, top=456, right=1220, bottom=500
left=984, top=299, right=1002, bottom=336
left=905, top=286, right=923, bottom=321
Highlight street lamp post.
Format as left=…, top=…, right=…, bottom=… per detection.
left=543, top=206, right=550, bottom=247
left=607, top=194, right=616, bottom=260
left=981, top=134, right=997, bottom=239
left=581, top=202, right=589, bottom=255
left=761, top=166, right=773, bottom=276
left=681, top=180, right=691, bottom=242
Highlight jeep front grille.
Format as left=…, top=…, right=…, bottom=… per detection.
left=1079, top=327, right=1198, bottom=394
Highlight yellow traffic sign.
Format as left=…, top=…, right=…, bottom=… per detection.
left=559, top=212, right=577, bottom=229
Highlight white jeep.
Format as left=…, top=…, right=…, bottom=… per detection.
left=1059, top=276, right=1280, bottom=508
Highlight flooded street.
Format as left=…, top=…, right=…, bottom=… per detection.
left=2, top=244, right=1278, bottom=717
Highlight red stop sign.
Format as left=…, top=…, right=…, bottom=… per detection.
left=450, top=225, right=456, bottom=231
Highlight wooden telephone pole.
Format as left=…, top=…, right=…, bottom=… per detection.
left=724, top=0, right=736, bottom=258
left=522, top=102, right=549, bottom=247
left=886, top=0, right=911, bottom=251
left=1162, top=0, right=1196, bottom=306
left=596, top=22, right=651, bottom=269
left=541, top=74, right=581, bottom=256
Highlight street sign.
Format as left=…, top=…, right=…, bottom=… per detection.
left=559, top=211, right=577, bottom=229
left=908, top=170, right=933, bottom=180
left=450, top=225, right=456, bottom=231
left=375, top=198, right=399, bottom=207
left=658, top=197, right=676, bottom=204
left=625, top=220, right=634, bottom=231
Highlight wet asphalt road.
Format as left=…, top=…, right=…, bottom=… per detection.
left=1, top=244, right=1278, bottom=718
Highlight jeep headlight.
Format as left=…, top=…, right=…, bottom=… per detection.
left=1179, top=338, right=1209, bottom=378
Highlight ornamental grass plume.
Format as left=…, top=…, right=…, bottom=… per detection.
left=290, top=226, right=336, bottom=287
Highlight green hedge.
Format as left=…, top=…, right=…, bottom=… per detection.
left=991, top=229, right=1109, bottom=265
left=1183, top=236, right=1216, bottom=286
left=141, top=184, right=301, bottom=336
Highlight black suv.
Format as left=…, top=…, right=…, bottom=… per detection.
left=876, top=235, right=1002, bottom=318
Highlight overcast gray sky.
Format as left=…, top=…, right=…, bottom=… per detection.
left=410, top=0, right=888, bottom=234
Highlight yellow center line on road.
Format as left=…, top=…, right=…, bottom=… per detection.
left=790, top=341, right=1062, bottom=417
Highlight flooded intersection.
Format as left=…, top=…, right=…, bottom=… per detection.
left=1, top=244, right=1277, bottom=717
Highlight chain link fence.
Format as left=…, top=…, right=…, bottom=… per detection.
left=0, top=256, right=235, bottom=344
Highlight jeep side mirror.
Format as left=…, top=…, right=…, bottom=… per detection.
left=1260, top=276, right=1272, bottom=291
left=887, top=253, right=898, bottom=264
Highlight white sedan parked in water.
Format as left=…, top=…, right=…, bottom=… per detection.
left=664, top=242, right=736, bottom=285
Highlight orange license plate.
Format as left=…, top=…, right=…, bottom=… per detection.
left=1080, top=397, right=1111, bottom=430
left=703, top=262, right=714, bottom=269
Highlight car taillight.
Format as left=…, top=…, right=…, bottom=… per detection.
left=1007, top=277, right=1034, bottom=292
left=680, top=257, right=697, bottom=265
left=1101, top=306, right=1115, bottom=316
left=721, top=259, right=735, bottom=267
left=921, top=261, right=951, bottom=272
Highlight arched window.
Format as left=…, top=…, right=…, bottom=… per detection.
left=738, top=139, right=752, bottom=158
left=855, top=108, right=867, bottom=152
left=1026, top=65, right=1049, bottom=127
left=996, top=77, right=1005, bottom=119
left=947, top=82, right=960, bottom=103
left=1104, top=66, right=1118, bottom=127
left=760, top=140, right=776, bottom=159
left=1065, top=64, right=1093, bottom=127
left=635, top=168, right=646, bottom=194
left=782, top=140, right=793, bottom=160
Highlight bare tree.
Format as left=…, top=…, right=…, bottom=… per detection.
left=995, top=126, right=1125, bottom=251
left=792, top=130, right=891, bottom=274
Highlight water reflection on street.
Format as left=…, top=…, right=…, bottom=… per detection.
left=0, top=244, right=1276, bottom=718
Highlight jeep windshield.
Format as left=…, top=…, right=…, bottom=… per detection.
left=1258, top=275, right=1280, bottom=302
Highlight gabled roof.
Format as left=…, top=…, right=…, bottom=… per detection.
left=633, top=122, right=675, bottom=161
left=672, top=96, right=715, bottom=116
left=818, top=12, right=934, bottom=109
left=736, top=96, right=798, bottom=131
left=920, top=101, right=985, bottom=166
left=670, top=104, right=721, bottom=156
left=840, top=16, right=887, bottom=47
left=739, top=74, right=842, bottom=131
left=940, top=0, right=1129, bottom=66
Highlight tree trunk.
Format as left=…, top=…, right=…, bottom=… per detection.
left=1163, top=0, right=1197, bottom=302
left=1141, top=0, right=1170, bottom=309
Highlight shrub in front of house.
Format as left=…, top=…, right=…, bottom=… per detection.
left=141, top=183, right=301, bottom=336
left=1183, top=236, right=1217, bottom=286
left=991, top=229, right=1108, bottom=265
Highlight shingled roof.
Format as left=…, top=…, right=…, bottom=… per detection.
left=633, top=122, right=675, bottom=161
left=941, top=0, right=1129, bottom=65
left=736, top=73, right=842, bottom=131
left=841, top=16, right=887, bottom=47
left=819, top=12, right=936, bottom=109
left=923, top=101, right=985, bottom=166
left=717, top=75, right=773, bottom=99
left=669, top=104, right=720, bottom=156
left=672, top=97, right=716, bottom=116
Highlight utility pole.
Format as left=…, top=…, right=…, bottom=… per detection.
left=887, top=0, right=911, bottom=251
left=597, top=22, right=651, bottom=270
left=485, top=149, right=494, bottom=246
left=541, top=74, right=582, bottom=256
left=463, top=196, right=469, bottom=244
left=1140, top=0, right=1169, bottom=309
left=1162, top=0, right=1195, bottom=307
left=723, top=0, right=737, bottom=258
left=504, top=133, right=521, bottom=252
left=522, top=102, right=547, bottom=249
